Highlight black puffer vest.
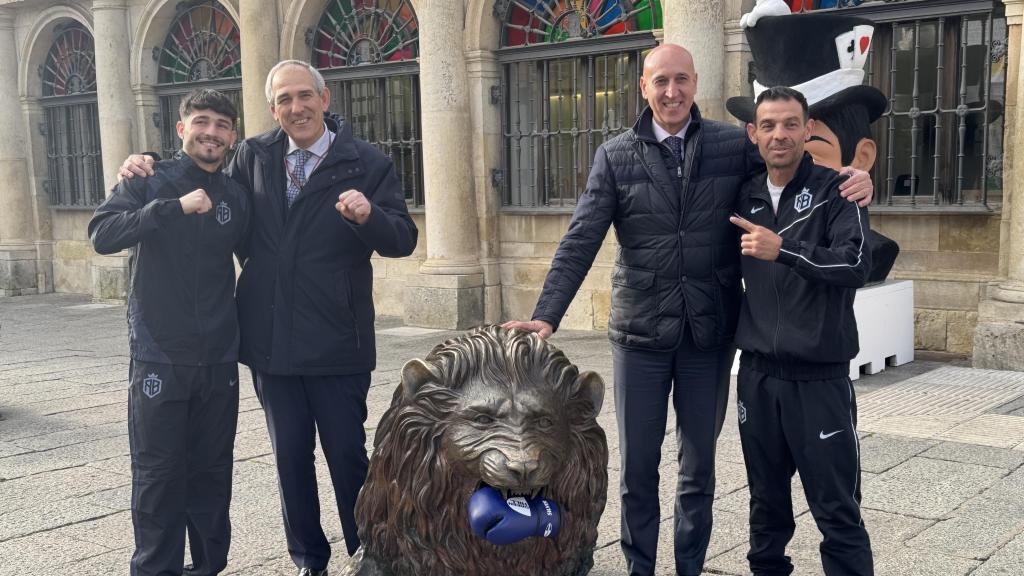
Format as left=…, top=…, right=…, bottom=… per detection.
left=533, top=105, right=759, bottom=351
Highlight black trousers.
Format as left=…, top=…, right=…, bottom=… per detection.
left=612, top=327, right=734, bottom=576
left=128, top=360, right=239, bottom=576
left=737, top=363, right=874, bottom=576
left=253, top=371, right=371, bottom=570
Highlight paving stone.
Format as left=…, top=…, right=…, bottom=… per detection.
left=51, top=510, right=135, bottom=550
left=872, top=546, right=981, bottom=575
left=0, top=440, right=31, bottom=458
left=0, top=498, right=118, bottom=541
left=60, top=549, right=131, bottom=575
left=864, top=457, right=1006, bottom=519
left=921, top=441, right=1024, bottom=470
left=0, top=531, right=112, bottom=571
left=858, top=433, right=937, bottom=473
left=0, top=465, right=127, bottom=515
left=937, top=414, right=1024, bottom=449
left=906, top=513, right=1024, bottom=560
left=10, top=421, right=125, bottom=451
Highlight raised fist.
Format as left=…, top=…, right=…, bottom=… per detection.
left=180, top=189, right=212, bottom=215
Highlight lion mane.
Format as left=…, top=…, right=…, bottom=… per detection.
left=346, top=325, right=608, bottom=576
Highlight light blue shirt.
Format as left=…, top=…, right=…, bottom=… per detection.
left=285, top=123, right=332, bottom=181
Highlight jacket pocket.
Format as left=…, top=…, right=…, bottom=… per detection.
left=609, top=265, right=658, bottom=338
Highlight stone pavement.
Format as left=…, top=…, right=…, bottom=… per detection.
left=2, top=293, right=1024, bottom=575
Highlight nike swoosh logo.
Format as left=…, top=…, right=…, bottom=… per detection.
left=819, top=429, right=843, bottom=440
left=751, top=206, right=765, bottom=214
left=229, top=379, right=237, bottom=387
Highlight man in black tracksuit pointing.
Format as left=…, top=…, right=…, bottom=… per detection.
left=729, top=86, right=874, bottom=576
left=89, top=89, right=248, bottom=576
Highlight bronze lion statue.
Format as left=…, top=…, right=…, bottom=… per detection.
left=340, top=325, right=608, bottom=576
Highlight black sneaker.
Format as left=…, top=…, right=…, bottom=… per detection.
left=298, top=569, right=327, bottom=576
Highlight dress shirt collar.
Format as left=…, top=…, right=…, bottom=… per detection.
left=286, top=122, right=332, bottom=159
left=651, top=118, right=691, bottom=143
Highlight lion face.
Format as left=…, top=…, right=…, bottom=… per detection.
left=353, top=326, right=609, bottom=576
left=443, top=375, right=567, bottom=496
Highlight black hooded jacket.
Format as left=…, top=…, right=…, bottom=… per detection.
left=89, top=154, right=250, bottom=365
left=735, top=154, right=871, bottom=379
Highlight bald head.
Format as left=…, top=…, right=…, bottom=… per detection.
left=640, top=43, right=699, bottom=134
left=643, top=44, right=696, bottom=79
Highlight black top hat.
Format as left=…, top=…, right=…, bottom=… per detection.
left=726, top=10, right=887, bottom=124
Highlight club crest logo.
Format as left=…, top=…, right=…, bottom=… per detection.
left=737, top=400, right=747, bottom=425
left=794, top=188, right=813, bottom=212
left=215, top=201, right=231, bottom=225
left=507, top=497, right=532, bottom=517
left=143, top=373, right=162, bottom=398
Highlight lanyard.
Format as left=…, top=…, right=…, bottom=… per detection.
left=284, top=130, right=335, bottom=192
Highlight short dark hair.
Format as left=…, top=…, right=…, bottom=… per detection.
left=754, top=86, right=809, bottom=121
left=178, top=88, right=237, bottom=127
left=812, top=104, right=872, bottom=165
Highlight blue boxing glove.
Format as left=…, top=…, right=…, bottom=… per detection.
left=467, top=486, right=561, bottom=545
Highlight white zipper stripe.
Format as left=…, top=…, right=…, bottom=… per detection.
left=778, top=198, right=865, bottom=270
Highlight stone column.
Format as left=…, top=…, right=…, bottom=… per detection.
left=239, top=0, right=280, bottom=135
left=91, top=0, right=136, bottom=300
left=0, top=8, right=41, bottom=295
left=404, top=0, right=484, bottom=329
left=974, top=0, right=1024, bottom=369
left=662, top=0, right=727, bottom=120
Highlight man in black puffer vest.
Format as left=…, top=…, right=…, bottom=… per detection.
left=505, top=44, right=874, bottom=576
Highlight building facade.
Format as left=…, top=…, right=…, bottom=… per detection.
left=0, top=0, right=1021, bottom=369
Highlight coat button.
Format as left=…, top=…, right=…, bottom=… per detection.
left=681, top=275, right=688, bottom=282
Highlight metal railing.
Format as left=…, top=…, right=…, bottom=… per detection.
left=325, top=68, right=424, bottom=207
left=41, top=97, right=104, bottom=208
left=499, top=37, right=652, bottom=208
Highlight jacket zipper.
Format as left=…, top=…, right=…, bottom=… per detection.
left=770, top=209, right=781, bottom=357
left=195, top=207, right=206, bottom=364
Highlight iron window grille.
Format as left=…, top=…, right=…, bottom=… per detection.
left=791, top=0, right=1006, bottom=211
left=496, top=0, right=662, bottom=208
left=314, top=0, right=423, bottom=208
left=155, top=1, right=243, bottom=161
left=40, top=22, right=104, bottom=208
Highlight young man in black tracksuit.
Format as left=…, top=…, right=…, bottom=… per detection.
left=729, top=86, right=874, bottom=576
left=89, top=89, right=248, bottom=576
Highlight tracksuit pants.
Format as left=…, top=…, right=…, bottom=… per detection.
left=128, top=360, right=239, bottom=576
left=612, top=326, right=734, bottom=576
left=253, top=371, right=371, bottom=571
left=736, top=358, right=874, bottom=576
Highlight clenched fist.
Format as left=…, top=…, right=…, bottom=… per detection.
left=180, top=189, right=212, bottom=215
left=336, top=189, right=372, bottom=225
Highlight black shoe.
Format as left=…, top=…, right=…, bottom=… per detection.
left=298, top=569, right=327, bottom=576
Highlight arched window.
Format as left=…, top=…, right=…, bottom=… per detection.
left=155, top=1, right=243, bottom=160
left=40, top=21, right=103, bottom=207
left=497, top=0, right=662, bottom=207
left=313, top=0, right=423, bottom=207
left=790, top=0, right=1006, bottom=209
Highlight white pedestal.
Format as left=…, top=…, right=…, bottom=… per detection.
left=730, top=279, right=916, bottom=380
left=849, top=279, right=915, bottom=380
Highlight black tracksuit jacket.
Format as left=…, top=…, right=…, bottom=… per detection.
left=734, top=154, right=871, bottom=380
left=88, top=154, right=250, bottom=366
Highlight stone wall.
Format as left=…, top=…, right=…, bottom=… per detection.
left=51, top=211, right=94, bottom=295
left=873, top=213, right=1001, bottom=355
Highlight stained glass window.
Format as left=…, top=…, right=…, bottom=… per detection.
left=40, top=22, right=103, bottom=208
left=42, top=23, right=96, bottom=97
left=497, top=1, right=660, bottom=207
left=313, top=0, right=418, bottom=68
left=315, top=0, right=423, bottom=206
left=157, top=1, right=241, bottom=84
left=498, top=0, right=662, bottom=48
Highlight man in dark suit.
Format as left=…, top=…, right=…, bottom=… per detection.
left=120, top=60, right=418, bottom=576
